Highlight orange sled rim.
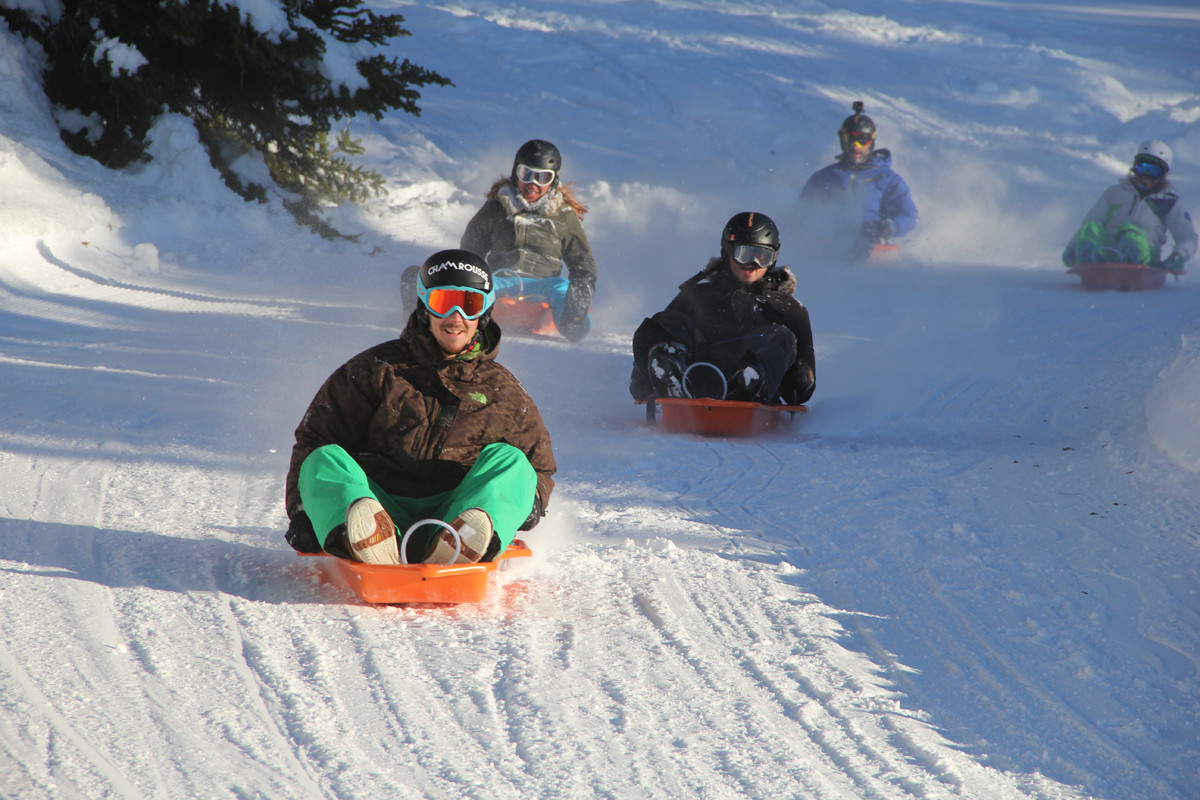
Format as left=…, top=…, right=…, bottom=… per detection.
left=493, top=297, right=559, bottom=336
left=1068, top=262, right=1177, bottom=291
left=303, top=540, right=532, bottom=604
left=641, top=397, right=807, bottom=436
left=868, top=243, right=900, bottom=262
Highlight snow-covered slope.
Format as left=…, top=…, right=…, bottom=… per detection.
left=1, top=1, right=1198, bottom=798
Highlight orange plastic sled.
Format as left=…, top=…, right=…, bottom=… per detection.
left=493, top=296, right=559, bottom=336
left=1068, top=262, right=1178, bottom=291
left=641, top=397, right=807, bottom=436
left=304, top=541, right=532, bottom=604
left=868, top=243, right=900, bottom=262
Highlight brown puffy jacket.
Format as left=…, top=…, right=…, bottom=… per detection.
left=285, top=312, right=555, bottom=525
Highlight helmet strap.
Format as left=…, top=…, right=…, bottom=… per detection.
left=448, top=332, right=483, bottom=360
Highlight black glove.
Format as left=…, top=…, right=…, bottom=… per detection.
left=780, top=363, right=815, bottom=406
left=519, top=494, right=546, bottom=531
left=560, top=278, right=594, bottom=343
left=400, top=264, right=421, bottom=317
left=860, top=219, right=892, bottom=243
left=1161, top=251, right=1186, bottom=273
left=284, top=510, right=323, bottom=553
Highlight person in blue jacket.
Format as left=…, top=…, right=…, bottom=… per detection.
left=798, top=101, right=918, bottom=263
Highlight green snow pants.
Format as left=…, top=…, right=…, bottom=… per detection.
left=298, top=443, right=537, bottom=560
left=1071, top=221, right=1156, bottom=265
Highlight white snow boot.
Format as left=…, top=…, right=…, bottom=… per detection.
left=346, top=497, right=400, bottom=565
left=424, top=508, right=494, bottom=565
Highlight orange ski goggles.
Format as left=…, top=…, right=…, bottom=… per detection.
left=419, top=285, right=495, bottom=319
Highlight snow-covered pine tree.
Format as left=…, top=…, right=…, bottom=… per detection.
left=1, top=0, right=450, bottom=212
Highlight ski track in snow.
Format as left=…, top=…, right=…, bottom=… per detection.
left=3, top=0, right=1200, bottom=798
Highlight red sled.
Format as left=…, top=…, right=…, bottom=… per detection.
left=868, top=243, right=900, bottom=262
left=1068, top=262, right=1180, bottom=291
left=641, top=397, right=807, bottom=436
left=493, top=296, right=559, bottom=337
left=303, top=541, right=532, bottom=604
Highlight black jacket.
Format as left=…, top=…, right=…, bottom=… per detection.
left=630, top=259, right=815, bottom=404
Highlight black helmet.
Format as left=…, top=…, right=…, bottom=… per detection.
left=512, top=139, right=562, bottom=185
left=722, top=211, right=780, bottom=250
left=721, top=212, right=780, bottom=268
left=838, top=101, right=876, bottom=156
left=417, top=249, right=495, bottom=319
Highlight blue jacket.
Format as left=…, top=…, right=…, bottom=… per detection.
left=800, top=149, right=918, bottom=238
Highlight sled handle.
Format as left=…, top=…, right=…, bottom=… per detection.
left=683, top=361, right=727, bottom=400
left=493, top=268, right=525, bottom=297
left=399, top=518, right=462, bottom=565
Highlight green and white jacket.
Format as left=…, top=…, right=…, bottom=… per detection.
left=1069, top=177, right=1196, bottom=263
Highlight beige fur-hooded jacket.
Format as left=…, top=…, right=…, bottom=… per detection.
left=460, top=179, right=598, bottom=285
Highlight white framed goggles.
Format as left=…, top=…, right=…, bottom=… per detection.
left=418, top=284, right=495, bottom=320
left=515, top=163, right=556, bottom=187
left=730, top=244, right=777, bottom=269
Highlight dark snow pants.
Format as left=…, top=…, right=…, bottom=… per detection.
left=651, top=311, right=797, bottom=402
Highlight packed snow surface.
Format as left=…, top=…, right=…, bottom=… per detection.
left=1, top=1, right=1198, bottom=798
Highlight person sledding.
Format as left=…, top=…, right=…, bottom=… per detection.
left=438, top=139, right=599, bottom=342
left=1062, top=140, right=1195, bottom=274
left=630, top=211, right=815, bottom=407
left=798, top=101, right=918, bottom=263
left=284, top=249, right=556, bottom=566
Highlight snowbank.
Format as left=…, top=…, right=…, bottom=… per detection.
left=1147, top=334, right=1200, bottom=472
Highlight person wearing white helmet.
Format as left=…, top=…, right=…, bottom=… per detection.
left=1062, top=140, right=1196, bottom=273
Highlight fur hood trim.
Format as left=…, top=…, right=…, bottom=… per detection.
left=486, top=176, right=588, bottom=220
left=692, top=257, right=798, bottom=296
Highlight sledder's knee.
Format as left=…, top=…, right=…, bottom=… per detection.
left=477, top=442, right=533, bottom=473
